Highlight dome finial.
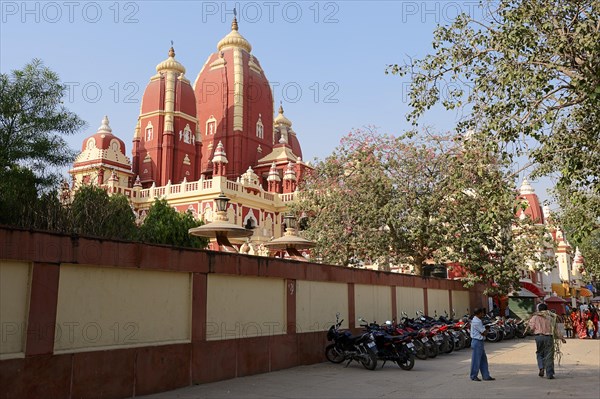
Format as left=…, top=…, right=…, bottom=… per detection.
left=156, top=42, right=186, bottom=74
left=217, top=7, right=252, bottom=52
left=169, top=40, right=175, bottom=58
left=232, top=8, right=238, bottom=31
left=98, top=115, right=112, bottom=133
left=519, top=177, right=535, bottom=195
left=274, top=102, right=292, bottom=127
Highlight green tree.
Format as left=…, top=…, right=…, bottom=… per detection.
left=0, top=59, right=85, bottom=188
left=139, top=199, right=208, bottom=249
left=388, top=0, right=600, bottom=193
left=437, top=135, right=555, bottom=295
left=70, top=185, right=137, bottom=240
left=0, top=59, right=84, bottom=229
left=0, top=166, right=41, bottom=227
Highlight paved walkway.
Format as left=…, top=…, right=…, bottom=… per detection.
left=141, top=338, right=600, bottom=398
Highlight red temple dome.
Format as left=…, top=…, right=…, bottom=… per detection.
left=133, top=46, right=199, bottom=187
left=194, top=16, right=274, bottom=179
left=73, top=116, right=130, bottom=169
left=516, top=178, right=544, bottom=223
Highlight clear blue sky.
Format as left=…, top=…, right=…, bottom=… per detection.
left=1, top=0, right=555, bottom=203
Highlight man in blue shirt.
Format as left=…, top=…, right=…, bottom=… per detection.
left=470, top=308, right=495, bottom=381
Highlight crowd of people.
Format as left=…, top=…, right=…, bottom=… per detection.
left=563, top=303, right=599, bottom=339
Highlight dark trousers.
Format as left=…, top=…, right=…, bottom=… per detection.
left=535, top=335, right=554, bottom=377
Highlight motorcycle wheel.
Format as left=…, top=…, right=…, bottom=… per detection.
left=497, top=329, right=505, bottom=342
left=443, top=335, right=454, bottom=354
left=455, top=332, right=466, bottom=350
left=413, top=340, right=428, bottom=360
left=325, top=344, right=345, bottom=364
left=360, top=349, right=377, bottom=370
left=397, top=354, right=415, bottom=370
left=426, top=342, right=438, bottom=358
left=507, top=326, right=516, bottom=339
left=515, top=325, right=527, bottom=338
left=464, top=331, right=472, bottom=348
left=486, top=327, right=502, bottom=343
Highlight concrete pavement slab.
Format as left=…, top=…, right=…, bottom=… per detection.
left=140, top=338, right=600, bottom=399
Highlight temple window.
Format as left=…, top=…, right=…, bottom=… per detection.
left=86, top=138, right=96, bottom=150
left=206, top=116, right=217, bottom=135
left=110, top=139, right=121, bottom=153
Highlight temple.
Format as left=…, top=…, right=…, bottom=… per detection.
left=69, top=16, right=309, bottom=250
left=514, top=178, right=585, bottom=296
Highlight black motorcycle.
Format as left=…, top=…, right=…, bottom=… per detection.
left=325, top=313, right=378, bottom=370
left=359, top=318, right=415, bottom=370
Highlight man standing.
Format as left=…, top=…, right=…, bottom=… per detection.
left=528, top=303, right=567, bottom=379
left=470, top=308, right=495, bottom=381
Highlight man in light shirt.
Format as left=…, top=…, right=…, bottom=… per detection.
left=469, top=308, right=495, bottom=381
left=528, top=303, right=566, bottom=379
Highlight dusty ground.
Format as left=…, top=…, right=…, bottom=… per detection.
left=141, top=337, right=600, bottom=399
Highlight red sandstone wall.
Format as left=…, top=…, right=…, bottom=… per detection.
left=0, top=227, right=486, bottom=399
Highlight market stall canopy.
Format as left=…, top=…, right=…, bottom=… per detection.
left=579, top=287, right=593, bottom=297
left=551, top=283, right=571, bottom=297
left=520, top=281, right=545, bottom=297
left=544, top=296, right=567, bottom=303
left=544, top=295, right=567, bottom=315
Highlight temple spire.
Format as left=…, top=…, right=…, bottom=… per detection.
left=232, top=8, right=238, bottom=31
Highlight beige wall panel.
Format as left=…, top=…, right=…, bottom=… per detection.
left=355, top=284, right=392, bottom=325
left=0, top=261, right=30, bottom=358
left=296, top=280, right=348, bottom=333
left=427, top=288, right=450, bottom=317
left=452, top=290, right=471, bottom=318
left=55, top=264, right=191, bottom=352
left=396, top=287, right=425, bottom=318
left=206, top=275, right=285, bottom=340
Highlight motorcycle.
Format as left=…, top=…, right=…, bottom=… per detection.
left=325, top=313, right=378, bottom=370
left=483, top=317, right=503, bottom=343
left=360, top=318, right=416, bottom=370
left=514, top=319, right=527, bottom=338
left=398, top=313, right=439, bottom=359
left=438, top=311, right=467, bottom=351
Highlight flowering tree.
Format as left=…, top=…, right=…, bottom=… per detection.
left=292, top=128, right=553, bottom=295
left=290, top=128, right=395, bottom=268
